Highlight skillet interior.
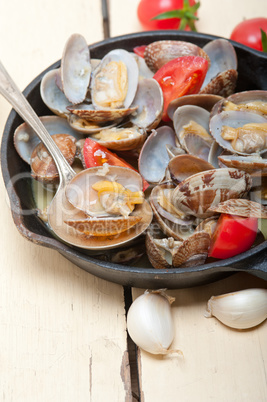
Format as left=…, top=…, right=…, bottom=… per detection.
left=1, top=31, right=267, bottom=289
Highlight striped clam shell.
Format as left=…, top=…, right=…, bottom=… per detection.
left=144, top=40, right=210, bottom=73
left=208, top=198, right=267, bottom=218
left=171, top=168, right=252, bottom=219
left=145, top=229, right=210, bottom=269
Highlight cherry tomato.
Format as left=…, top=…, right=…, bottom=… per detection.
left=153, top=56, right=208, bottom=121
left=137, top=0, right=197, bottom=31
left=208, top=214, right=258, bottom=259
left=83, top=138, right=149, bottom=191
left=133, top=45, right=147, bottom=58
left=230, top=18, right=267, bottom=52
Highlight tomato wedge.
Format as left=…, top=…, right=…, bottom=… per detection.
left=83, top=138, right=149, bottom=190
left=208, top=214, right=258, bottom=259
left=153, top=56, right=208, bottom=121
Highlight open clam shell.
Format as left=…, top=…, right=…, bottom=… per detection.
left=218, top=154, right=267, bottom=175
left=91, top=49, right=139, bottom=111
left=67, top=103, right=137, bottom=123
left=145, top=228, right=210, bottom=269
left=14, top=116, right=83, bottom=164
left=90, top=125, right=147, bottom=151
left=67, top=114, right=118, bottom=134
left=40, top=69, right=71, bottom=117
left=209, top=109, right=267, bottom=155
left=200, top=39, right=238, bottom=97
left=171, top=168, right=252, bottom=219
left=208, top=140, right=224, bottom=168
left=208, top=199, right=267, bottom=218
left=168, top=154, right=215, bottom=183
left=61, top=33, right=91, bottom=104
left=65, top=165, right=144, bottom=216
left=144, top=40, right=210, bottom=73
left=212, top=90, right=267, bottom=117
left=129, top=78, right=164, bottom=130
left=64, top=165, right=153, bottom=243
left=168, top=94, right=223, bottom=120
left=173, top=104, right=213, bottom=160
left=132, top=53, right=154, bottom=80
left=149, top=183, right=196, bottom=241
left=138, top=126, right=177, bottom=184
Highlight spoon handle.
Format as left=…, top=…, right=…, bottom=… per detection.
left=0, top=60, right=75, bottom=184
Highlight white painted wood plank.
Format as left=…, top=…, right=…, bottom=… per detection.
left=0, top=1, right=131, bottom=401
left=109, top=0, right=267, bottom=39
left=133, top=274, right=267, bottom=402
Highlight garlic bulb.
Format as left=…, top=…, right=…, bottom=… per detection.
left=205, top=288, right=267, bottom=329
left=127, top=289, right=182, bottom=355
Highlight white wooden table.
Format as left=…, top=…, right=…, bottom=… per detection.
left=0, top=1, right=266, bottom=401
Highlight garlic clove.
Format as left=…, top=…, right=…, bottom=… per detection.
left=126, top=289, right=182, bottom=355
left=204, top=288, right=267, bottom=329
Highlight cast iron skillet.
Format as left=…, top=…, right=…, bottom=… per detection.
left=1, top=31, right=267, bottom=289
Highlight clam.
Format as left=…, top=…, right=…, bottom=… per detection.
left=90, top=125, right=147, bottom=151
left=60, top=33, right=91, bottom=104
left=31, top=133, right=76, bottom=182
left=173, top=105, right=213, bottom=161
left=91, top=49, right=139, bottom=111
left=66, top=103, right=137, bottom=123
left=138, top=126, right=177, bottom=184
left=168, top=93, right=223, bottom=120
left=146, top=227, right=210, bottom=269
left=129, top=78, right=164, bottom=130
left=149, top=183, right=196, bottom=241
left=218, top=154, right=267, bottom=175
left=209, top=109, right=267, bottom=155
left=67, top=114, right=118, bottom=134
left=64, top=165, right=153, bottom=238
left=144, top=40, right=210, bottom=73
left=208, top=140, right=224, bottom=168
left=200, top=39, right=238, bottom=97
left=213, top=90, right=267, bottom=116
left=14, top=115, right=83, bottom=164
left=168, top=154, right=215, bottom=183
left=171, top=168, right=252, bottom=219
left=132, top=53, right=154, bottom=80
left=66, top=165, right=144, bottom=216
left=40, top=69, right=71, bottom=117
left=208, top=199, right=267, bottom=218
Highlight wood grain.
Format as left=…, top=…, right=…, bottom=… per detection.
left=133, top=274, right=267, bottom=402
left=1, top=0, right=267, bottom=401
left=0, top=1, right=131, bottom=400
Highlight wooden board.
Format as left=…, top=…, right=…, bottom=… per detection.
left=132, top=274, right=267, bottom=401
left=0, top=1, right=132, bottom=400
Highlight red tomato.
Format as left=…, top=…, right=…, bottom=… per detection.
left=133, top=45, right=147, bottom=58
left=153, top=56, right=208, bottom=121
left=83, top=138, right=149, bottom=190
left=230, top=18, right=267, bottom=52
left=208, top=214, right=258, bottom=259
left=137, top=0, right=197, bottom=31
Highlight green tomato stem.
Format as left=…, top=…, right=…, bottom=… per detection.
left=151, top=1, right=200, bottom=31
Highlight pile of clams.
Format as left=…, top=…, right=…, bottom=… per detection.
left=13, top=33, right=267, bottom=269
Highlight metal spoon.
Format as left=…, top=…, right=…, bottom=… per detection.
left=0, top=60, right=151, bottom=249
